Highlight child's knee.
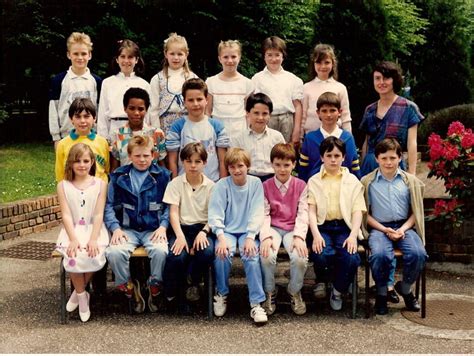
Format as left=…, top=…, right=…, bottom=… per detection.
left=290, top=254, right=308, bottom=270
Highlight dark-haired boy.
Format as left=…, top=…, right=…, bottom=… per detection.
left=361, top=138, right=427, bottom=315
left=110, top=87, right=166, bottom=171
left=231, top=92, right=285, bottom=182
left=55, top=97, right=109, bottom=182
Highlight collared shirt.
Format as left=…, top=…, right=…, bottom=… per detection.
left=55, top=129, right=110, bottom=182
left=302, top=77, right=351, bottom=135
left=368, top=169, right=410, bottom=223
left=111, top=122, right=166, bottom=166
left=321, top=168, right=344, bottom=220
left=97, top=72, right=151, bottom=142
left=163, top=173, right=215, bottom=225
left=48, top=67, right=100, bottom=141
left=252, top=67, right=303, bottom=114
left=320, top=126, right=343, bottom=139
left=231, top=127, right=285, bottom=176
left=274, top=176, right=290, bottom=196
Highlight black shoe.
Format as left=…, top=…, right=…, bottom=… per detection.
left=394, top=281, right=420, bottom=311
left=178, top=302, right=192, bottom=316
left=375, top=295, right=388, bottom=315
left=387, top=289, right=400, bottom=304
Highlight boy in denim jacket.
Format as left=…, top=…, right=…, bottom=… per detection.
left=105, top=135, right=171, bottom=313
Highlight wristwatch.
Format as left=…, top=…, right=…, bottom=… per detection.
left=201, top=228, right=210, bottom=235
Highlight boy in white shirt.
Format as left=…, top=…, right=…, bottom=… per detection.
left=252, top=36, right=303, bottom=146
left=231, top=93, right=285, bottom=182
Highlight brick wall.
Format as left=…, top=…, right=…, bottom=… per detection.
left=0, top=195, right=61, bottom=240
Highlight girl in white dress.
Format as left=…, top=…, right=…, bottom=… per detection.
left=56, top=143, right=108, bottom=322
left=205, top=40, right=254, bottom=140
left=97, top=39, right=151, bottom=143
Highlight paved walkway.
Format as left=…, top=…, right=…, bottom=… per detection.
left=1, top=226, right=473, bottom=354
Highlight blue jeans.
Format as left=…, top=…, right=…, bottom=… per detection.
left=105, top=228, right=168, bottom=286
left=307, top=221, right=360, bottom=293
left=163, top=224, right=215, bottom=298
left=260, top=226, right=308, bottom=294
left=368, top=223, right=427, bottom=289
left=214, top=233, right=265, bottom=305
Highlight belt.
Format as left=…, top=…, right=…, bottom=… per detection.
left=110, top=117, right=128, bottom=121
left=322, top=219, right=346, bottom=227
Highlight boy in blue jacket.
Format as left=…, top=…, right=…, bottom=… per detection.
left=105, top=135, right=171, bottom=313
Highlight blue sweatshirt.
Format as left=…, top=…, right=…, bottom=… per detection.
left=208, top=175, right=264, bottom=239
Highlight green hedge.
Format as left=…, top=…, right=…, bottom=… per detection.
left=418, top=104, right=474, bottom=144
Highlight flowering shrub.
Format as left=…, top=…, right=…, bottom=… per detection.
left=427, top=121, right=474, bottom=227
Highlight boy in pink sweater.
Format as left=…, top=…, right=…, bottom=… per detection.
left=260, top=143, right=309, bottom=316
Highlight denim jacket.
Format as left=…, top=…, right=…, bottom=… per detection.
left=104, top=163, right=171, bottom=233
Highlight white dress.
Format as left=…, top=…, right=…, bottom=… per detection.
left=56, top=178, right=109, bottom=273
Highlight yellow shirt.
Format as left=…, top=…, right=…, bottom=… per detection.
left=55, top=130, right=110, bottom=182
left=321, top=169, right=343, bottom=220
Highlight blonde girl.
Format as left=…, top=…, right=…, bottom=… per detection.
left=97, top=39, right=151, bottom=143
left=205, top=40, right=254, bottom=140
left=149, top=33, right=198, bottom=135
left=55, top=143, right=109, bottom=322
left=301, top=44, right=352, bottom=138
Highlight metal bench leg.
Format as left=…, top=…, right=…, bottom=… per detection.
left=365, top=253, right=370, bottom=318
left=421, top=267, right=426, bottom=318
left=206, top=265, right=214, bottom=320
left=60, top=258, right=67, bottom=324
left=351, top=268, right=358, bottom=319
left=415, top=274, right=420, bottom=300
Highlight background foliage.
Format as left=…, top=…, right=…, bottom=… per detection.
left=1, top=0, right=472, bottom=146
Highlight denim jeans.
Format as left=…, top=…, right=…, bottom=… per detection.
left=163, top=223, right=215, bottom=298
left=105, top=228, right=168, bottom=286
left=260, top=226, right=308, bottom=294
left=214, top=232, right=265, bottom=305
left=369, top=223, right=427, bottom=289
left=306, top=221, right=360, bottom=293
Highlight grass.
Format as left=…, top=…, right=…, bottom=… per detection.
left=0, top=143, right=56, bottom=203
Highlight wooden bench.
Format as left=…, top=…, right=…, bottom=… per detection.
left=52, top=247, right=214, bottom=323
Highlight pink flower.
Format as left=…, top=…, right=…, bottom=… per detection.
left=429, top=142, right=444, bottom=160
left=428, top=133, right=442, bottom=146
left=461, top=129, right=474, bottom=149
left=444, top=142, right=460, bottom=161
left=433, top=199, right=448, bottom=216
left=447, top=121, right=465, bottom=136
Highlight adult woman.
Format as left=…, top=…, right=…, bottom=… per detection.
left=360, top=61, right=424, bottom=176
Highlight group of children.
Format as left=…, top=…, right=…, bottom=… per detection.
left=52, top=31, right=427, bottom=324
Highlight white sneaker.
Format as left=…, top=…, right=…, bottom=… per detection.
left=250, top=304, right=268, bottom=324
left=287, top=288, right=307, bottom=315
left=313, top=282, right=327, bottom=299
left=329, top=287, right=342, bottom=311
left=66, top=290, right=79, bottom=312
left=213, top=294, right=227, bottom=317
left=262, top=289, right=277, bottom=315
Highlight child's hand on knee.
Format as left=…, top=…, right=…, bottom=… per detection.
left=171, top=235, right=189, bottom=255
left=111, top=228, right=128, bottom=245
left=87, top=239, right=99, bottom=257
left=259, top=237, right=273, bottom=258
left=67, top=239, right=80, bottom=257
left=193, top=231, right=209, bottom=251
left=343, top=236, right=358, bottom=254
left=243, top=237, right=258, bottom=257
left=291, top=236, right=308, bottom=258
left=216, top=235, right=228, bottom=259
left=151, top=226, right=167, bottom=244
left=312, top=234, right=325, bottom=254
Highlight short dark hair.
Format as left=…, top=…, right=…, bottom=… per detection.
left=270, top=143, right=296, bottom=163
left=317, top=92, right=341, bottom=110
left=123, top=87, right=150, bottom=109
left=320, top=136, right=346, bottom=156
left=245, top=92, right=273, bottom=113
left=262, top=36, right=287, bottom=58
left=180, top=142, right=208, bottom=162
left=375, top=138, right=402, bottom=158
left=373, top=61, right=404, bottom=93
left=68, top=98, right=96, bottom=119
left=182, top=78, right=208, bottom=99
